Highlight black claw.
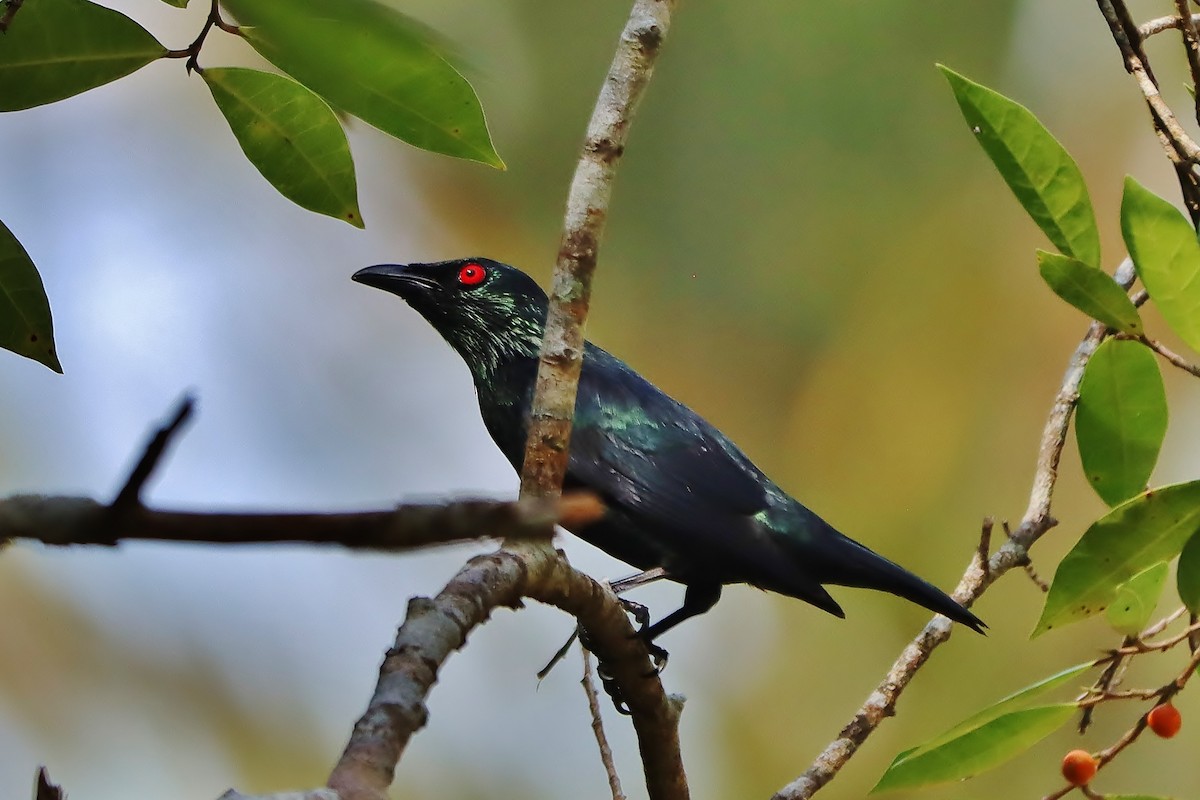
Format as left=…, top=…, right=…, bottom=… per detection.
left=645, top=641, right=669, bottom=675
left=618, top=597, right=652, bottom=631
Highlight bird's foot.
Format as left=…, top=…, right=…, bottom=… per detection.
left=595, top=660, right=632, bottom=715
left=618, top=596, right=652, bottom=632
left=643, top=639, right=669, bottom=675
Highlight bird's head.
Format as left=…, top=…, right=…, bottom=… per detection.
left=352, top=257, right=549, bottom=380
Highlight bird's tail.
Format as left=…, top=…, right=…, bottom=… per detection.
left=803, top=531, right=986, bottom=633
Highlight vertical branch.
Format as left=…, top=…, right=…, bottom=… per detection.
left=518, top=0, right=678, bottom=499
left=1173, top=0, right=1200, bottom=125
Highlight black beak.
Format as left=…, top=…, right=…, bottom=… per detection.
left=352, top=264, right=440, bottom=297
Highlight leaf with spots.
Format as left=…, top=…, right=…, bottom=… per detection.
left=221, top=0, right=503, bottom=168
left=939, top=65, right=1099, bottom=267
left=1034, top=481, right=1200, bottom=637
left=1075, top=338, right=1167, bottom=506
left=203, top=67, right=363, bottom=227
left=0, top=0, right=165, bottom=111
left=0, top=220, right=61, bottom=372
left=1106, top=561, right=1169, bottom=636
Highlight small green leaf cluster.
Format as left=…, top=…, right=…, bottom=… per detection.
left=0, top=0, right=504, bottom=372
left=877, top=67, right=1200, bottom=799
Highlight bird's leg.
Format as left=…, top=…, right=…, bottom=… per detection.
left=608, top=566, right=670, bottom=595
left=640, top=582, right=722, bottom=644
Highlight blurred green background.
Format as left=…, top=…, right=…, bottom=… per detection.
left=2, top=0, right=1199, bottom=798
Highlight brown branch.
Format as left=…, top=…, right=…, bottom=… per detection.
left=0, top=493, right=603, bottom=550
left=1173, top=0, right=1200, bottom=127
left=0, top=0, right=24, bottom=33
left=583, top=649, right=628, bottom=800
left=771, top=260, right=1137, bottom=800
left=1096, top=0, right=1200, bottom=220
left=325, top=543, right=687, bottom=800
left=519, top=0, right=677, bottom=499
left=1042, top=645, right=1200, bottom=800
left=34, top=768, right=64, bottom=800
left=112, top=395, right=194, bottom=509
left=1138, top=334, right=1200, bottom=377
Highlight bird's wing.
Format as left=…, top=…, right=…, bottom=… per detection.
left=569, top=345, right=769, bottom=533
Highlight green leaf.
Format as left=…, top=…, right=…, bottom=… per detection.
left=160, top=0, right=190, bottom=6
left=1106, top=796, right=1177, bottom=800
left=1034, top=481, right=1200, bottom=636
left=1037, top=251, right=1142, bottom=334
left=891, top=661, right=1093, bottom=766
left=0, top=220, right=61, bottom=372
left=221, top=0, right=503, bottom=168
left=871, top=704, right=1076, bottom=793
left=1177, top=531, right=1200, bottom=615
left=938, top=65, right=1100, bottom=267
left=0, top=0, right=165, bottom=111
left=1122, top=177, right=1200, bottom=352
left=1106, top=561, right=1169, bottom=636
left=203, top=67, right=363, bottom=228
left=1075, top=339, right=1167, bottom=506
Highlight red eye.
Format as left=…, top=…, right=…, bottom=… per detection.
left=458, top=263, right=486, bottom=286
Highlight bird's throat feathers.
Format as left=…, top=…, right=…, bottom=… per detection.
left=436, top=293, right=545, bottom=386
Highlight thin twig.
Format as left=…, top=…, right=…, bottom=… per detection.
left=1096, top=0, right=1200, bottom=220
left=518, top=0, right=677, bottom=499
left=0, top=0, right=24, bottom=33
left=34, top=768, right=65, bottom=800
left=583, top=649, right=627, bottom=800
left=976, top=518, right=993, bottom=580
left=1139, top=334, right=1200, bottom=377
left=112, top=395, right=194, bottom=509
left=1141, top=12, right=1200, bottom=38
left=1174, top=0, right=1200, bottom=128
left=1076, top=641, right=1130, bottom=733
left=771, top=262, right=1137, bottom=800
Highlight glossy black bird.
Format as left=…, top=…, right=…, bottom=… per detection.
left=353, top=258, right=985, bottom=641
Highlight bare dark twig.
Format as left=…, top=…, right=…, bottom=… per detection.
left=0, top=0, right=24, bottom=33
left=976, top=518, right=993, bottom=579
left=163, top=0, right=242, bottom=71
left=1, top=493, right=604, bottom=551
left=1077, top=640, right=1131, bottom=733
left=34, top=768, right=64, bottom=800
left=112, top=395, right=194, bottom=509
left=1137, top=334, right=1200, bottom=377
left=1095, top=0, right=1200, bottom=220
left=1173, top=0, right=1200, bottom=125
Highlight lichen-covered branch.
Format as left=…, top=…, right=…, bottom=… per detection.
left=771, top=260, right=1137, bottom=799
left=519, top=0, right=678, bottom=498
left=325, top=542, right=687, bottom=800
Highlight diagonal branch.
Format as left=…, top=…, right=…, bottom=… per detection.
left=771, top=260, right=1136, bottom=799
left=325, top=543, right=687, bottom=800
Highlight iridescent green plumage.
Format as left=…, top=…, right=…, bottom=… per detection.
left=354, top=258, right=985, bottom=640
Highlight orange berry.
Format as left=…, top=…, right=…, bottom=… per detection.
left=1061, top=749, right=1097, bottom=786
left=1146, top=702, right=1182, bottom=738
